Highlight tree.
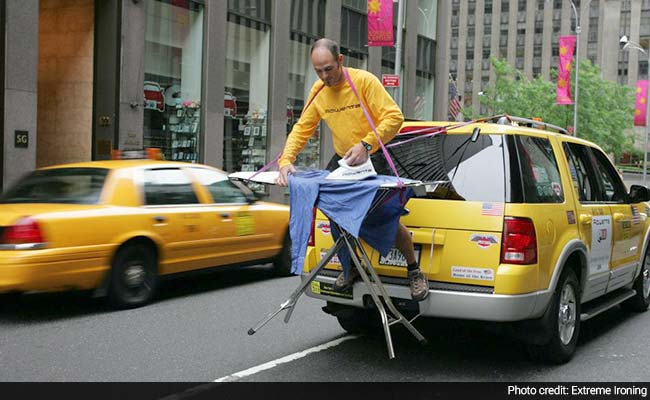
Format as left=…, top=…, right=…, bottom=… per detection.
left=463, top=57, right=636, bottom=154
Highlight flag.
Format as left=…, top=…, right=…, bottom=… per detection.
left=367, top=0, right=393, bottom=47
left=635, top=80, right=648, bottom=127
left=448, top=77, right=462, bottom=121
left=557, top=36, right=576, bottom=105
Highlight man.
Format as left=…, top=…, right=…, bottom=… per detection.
left=274, top=38, right=428, bottom=302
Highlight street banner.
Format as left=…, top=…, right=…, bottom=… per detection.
left=367, top=0, right=394, bottom=47
left=635, top=80, right=648, bottom=127
left=556, top=35, right=576, bottom=105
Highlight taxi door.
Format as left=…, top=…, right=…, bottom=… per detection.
left=589, top=148, right=643, bottom=292
left=561, top=142, right=613, bottom=301
left=140, top=168, right=216, bottom=274
left=187, top=168, right=281, bottom=266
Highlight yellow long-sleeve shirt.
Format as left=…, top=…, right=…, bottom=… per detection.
left=278, top=68, right=404, bottom=169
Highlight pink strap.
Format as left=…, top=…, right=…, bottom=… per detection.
left=343, top=68, right=402, bottom=184
left=250, top=84, right=326, bottom=180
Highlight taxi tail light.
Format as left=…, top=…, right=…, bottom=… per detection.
left=2, top=217, right=45, bottom=245
left=307, top=207, right=317, bottom=247
left=501, top=217, right=537, bottom=265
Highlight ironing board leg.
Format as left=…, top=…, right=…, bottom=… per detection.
left=247, top=238, right=345, bottom=335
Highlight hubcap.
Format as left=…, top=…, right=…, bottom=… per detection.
left=558, top=283, right=577, bottom=345
left=124, top=263, right=146, bottom=287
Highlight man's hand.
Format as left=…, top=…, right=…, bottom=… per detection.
left=275, top=164, right=296, bottom=187
left=343, top=142, right=369, bottom=166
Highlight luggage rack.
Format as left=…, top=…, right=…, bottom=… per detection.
left=242, top=178, right=435, bottom=359
left=483, top=114, right=570, bottom=135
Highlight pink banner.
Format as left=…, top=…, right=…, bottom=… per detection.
left=556, top=36, right=576, bottom=105
left=367, top=0, right=394, bottom=47
left=635, top=80, right=648, bottom=127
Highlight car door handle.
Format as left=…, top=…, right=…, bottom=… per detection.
left=613, top=212, right=625, bottom=222
left=153, top=216, right=167, bottom=223
left=219, top=213, right=231, bottom=219
left=579, top=214, right=592, bottom=225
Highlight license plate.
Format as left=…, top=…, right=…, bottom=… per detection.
left=378, top=245, right=422, bottom=267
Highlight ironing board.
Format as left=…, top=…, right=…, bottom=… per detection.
left=229, top=171, right=438, bottom=359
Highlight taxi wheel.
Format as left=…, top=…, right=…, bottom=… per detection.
left=621, top=246, right=650, bottom=312
left=107, top=244, right=158, bottom=309
left=272, top=234, right=292, bottom=277
left=527, top=269, right=580, bottom=364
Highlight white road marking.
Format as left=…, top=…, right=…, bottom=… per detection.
left=213, top=335, right=360, bottom=382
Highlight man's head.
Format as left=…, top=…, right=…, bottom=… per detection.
left=310, top=38, right=344, bottom=87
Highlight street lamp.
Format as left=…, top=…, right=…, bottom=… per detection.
left=567, top=0, right=592, bottom=137
left=621, top=35, right=650, bottom=185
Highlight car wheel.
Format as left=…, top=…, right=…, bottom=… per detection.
left=621, top=245, right=650, bottom=312
left=107, top=243, right=158, bottom=309
left=527, top=269, right=581, bottom=364
left=336, top=307, right=381, bottom=335
left=273, top=233, right=292, bottom=277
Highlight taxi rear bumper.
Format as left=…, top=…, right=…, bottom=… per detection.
left=303, top=273, right=554, bottom=322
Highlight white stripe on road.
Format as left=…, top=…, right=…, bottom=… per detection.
left=213, top=335, right=360, bottom=382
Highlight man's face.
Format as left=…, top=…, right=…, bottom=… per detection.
left=311, top=48, right=344, bottom=87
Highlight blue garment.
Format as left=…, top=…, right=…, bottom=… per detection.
left=288, top=170, right=412, bottom=275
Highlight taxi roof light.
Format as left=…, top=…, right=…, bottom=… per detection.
left=111, top=148, right=163, bottom=160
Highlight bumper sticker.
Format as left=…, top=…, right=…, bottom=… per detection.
left=470, top=234, right=499, bottom=249
left=452, top=266, right=494, bottom=281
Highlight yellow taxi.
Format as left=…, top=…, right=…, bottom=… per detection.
left=0, top=159, right=290, bottom=308
left=303, top=115, right=650, bottom=364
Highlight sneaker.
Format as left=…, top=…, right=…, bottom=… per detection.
left=408, top=268, right=429, bottom=301
left=332, top=267, right=361, bottom=292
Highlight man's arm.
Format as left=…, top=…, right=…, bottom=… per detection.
left=359, top=73, right=404, bottom=151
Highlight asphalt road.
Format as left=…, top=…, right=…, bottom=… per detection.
left=1, top=174, right=649, bottom=383
left=1, top=261, right=649, bottom=382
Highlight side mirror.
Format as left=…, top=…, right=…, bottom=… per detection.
left=629, top=185, right=650, bottom=203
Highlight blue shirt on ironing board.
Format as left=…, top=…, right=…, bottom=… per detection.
left=288, top=170, right=413, bottom=276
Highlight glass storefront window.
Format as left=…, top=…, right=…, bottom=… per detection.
left=143, top=0, right=204, bottom=163
left=223, top=7, right=271, bottom=174
left=288, top=0, right=325, bottom=170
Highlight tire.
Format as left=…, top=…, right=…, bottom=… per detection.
left=621, top=245, right=650, bottom=312
left=527, top=269, right=581, bottom=364
left=273, top=233, right=292, bottom=277
left=107, top=243, right=158, bottom=309
left=336, top=307, right=381, bottom=335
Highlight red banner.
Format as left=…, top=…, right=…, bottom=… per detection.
left=635, top=80, right=648, bottom=127
left=367, top=0, right=394, bottom=47
left=556, top=36, right=576, bottom=105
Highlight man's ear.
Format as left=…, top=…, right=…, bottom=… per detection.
left=338, top=54, right=344, bottom=65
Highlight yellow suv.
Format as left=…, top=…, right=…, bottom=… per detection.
left=302, top=116, right=650, bottom=364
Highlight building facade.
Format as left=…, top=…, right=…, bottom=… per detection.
left=448, top=0, right=650, bottom=143
left=0, top=0, right=449, bottom=202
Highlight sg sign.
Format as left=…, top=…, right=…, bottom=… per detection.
left=15, top=130, right=28, bottom=148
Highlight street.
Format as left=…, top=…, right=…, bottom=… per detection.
left=1, top=261, right=649, bottom=382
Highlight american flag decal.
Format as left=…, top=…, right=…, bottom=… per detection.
left=481, top=202, right=504, bottom=216
left=632, top=206, right=641, bottom=225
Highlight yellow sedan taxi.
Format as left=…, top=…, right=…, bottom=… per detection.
left=0, top=160, right=290, bottom=308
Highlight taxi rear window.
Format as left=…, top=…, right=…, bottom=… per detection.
left=0, top=168, right=108, bottom=204
left=383, top=132, right=506, bottom=202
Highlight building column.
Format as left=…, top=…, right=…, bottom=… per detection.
left=117, top=0, right=145, bottom=151
left=489, top=0, right=501, bottom=84
left=600, top=0, right=621, bottom=82
left=472, top=0, right=485, bottom=109
left=627, top=0, right=642, bottom=85
left=320, top=0, right=342, bottom=168
left=434, top=0, right=451, bottom=120
left=201, top=1, right=228, bottom=168
left=402, top=0, right=418, bottom=119
left=541, top=2, right=553, bottom=80
left=3, top=0, right=38, bottom=189
left=523, top=0, right=535, bottom=79
left=267, top=0, right=291, bottom=203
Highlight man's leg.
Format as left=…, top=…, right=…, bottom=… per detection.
left=394, top=223, right=429, bottom=301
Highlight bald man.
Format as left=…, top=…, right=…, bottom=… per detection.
left=274, top=39, right=428, bottom=302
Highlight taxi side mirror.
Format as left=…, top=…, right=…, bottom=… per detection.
left=629, top=185, right=650, bottom=203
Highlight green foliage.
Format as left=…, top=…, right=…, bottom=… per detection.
left=463, top=57, right=636, bottom=154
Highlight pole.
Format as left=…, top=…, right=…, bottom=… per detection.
left=394, top=0, right=405, bottom=107
left=570, top=0, right=580, bottom=137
